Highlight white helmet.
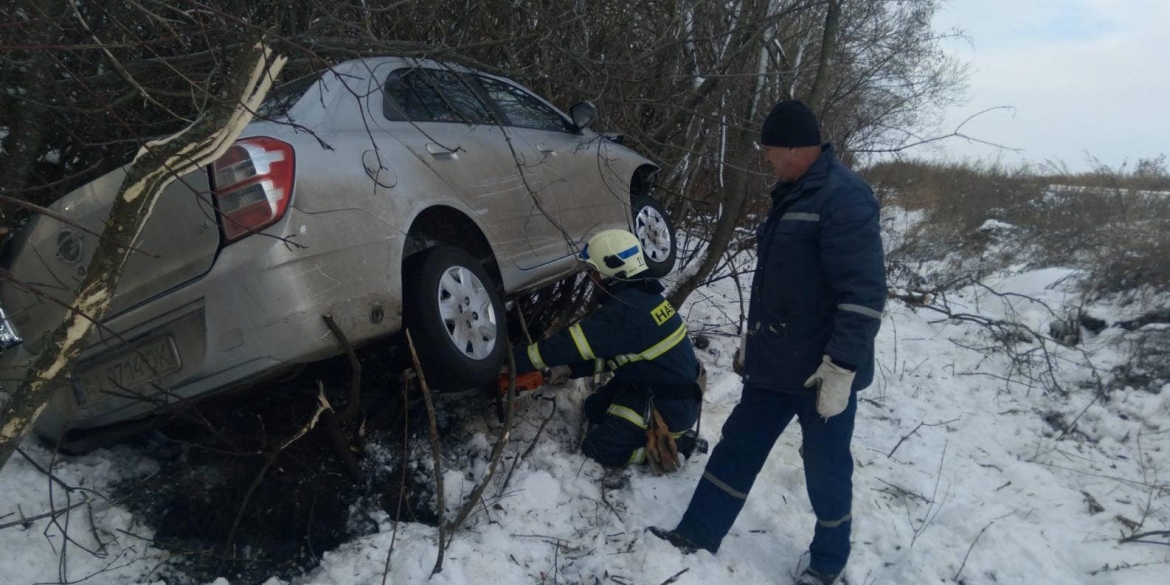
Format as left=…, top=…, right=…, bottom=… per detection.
left=581, top=229, right=649, bottom=280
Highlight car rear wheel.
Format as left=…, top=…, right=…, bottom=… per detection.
left=632, top=194, right=676, bottom=277
left=403, top=246, right=506, bottom=390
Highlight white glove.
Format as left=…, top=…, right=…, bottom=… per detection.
left=733, top=332, right=747, bottom=376
left=803, top=355, right=854, bottom=419
left=546, top=364, right=572, bottom=386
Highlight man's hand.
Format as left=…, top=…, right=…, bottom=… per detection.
left=803, top=355, right=854, bottom=419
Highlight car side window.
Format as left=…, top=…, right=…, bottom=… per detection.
left=384, top=68, right=492, bottom=124
left=476, top=76, right=571, bottom=133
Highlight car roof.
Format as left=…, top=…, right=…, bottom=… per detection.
left=330, top=56, right=481, bottom=77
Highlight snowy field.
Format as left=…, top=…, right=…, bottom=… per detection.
left=2, top=218, right=1168, bottom=585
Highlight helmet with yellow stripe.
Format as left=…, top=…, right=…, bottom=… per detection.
left=580, top=229, right=648, bottom=280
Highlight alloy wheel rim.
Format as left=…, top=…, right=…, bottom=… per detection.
left=635, top=205, right=672, bottom=262
left=436, top=266, right=498, bottom=360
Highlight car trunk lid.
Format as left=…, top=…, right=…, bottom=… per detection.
left=0, top=166, right=220, bottom=355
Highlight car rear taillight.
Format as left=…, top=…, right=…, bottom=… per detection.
left=211, top=137, right=295, bottom=242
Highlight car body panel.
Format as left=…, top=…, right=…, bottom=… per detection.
left=471, top=71, right=635, bottom=254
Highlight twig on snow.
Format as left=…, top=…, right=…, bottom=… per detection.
left=887, top=416, right=961, bottom=459
left=321, top=314, right=364, bottom=481
left=1119, top=530, right=1170, bottom=546
left=953, top=518, right=996, bottom=581
left=16, top=448, right=106, bottom=500
left=1089, top=559, right=1170, bottom=576
left=497, top=396, right=557, bottom=499
left=405, top=329, right=446, bottom=576
left=910, top=440, right=950, bottom=548
left=0, top=500, right=90, bottom=531
left=225, top=385, right=330, bottom=554
left=874, top=478, right=930, bottom=504
left=444, top=342, right=517, bottom=535
left=381, top=372, right=412, bottom=585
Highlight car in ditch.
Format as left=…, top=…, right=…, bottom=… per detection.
left=0, top=57, right=676, bottom=448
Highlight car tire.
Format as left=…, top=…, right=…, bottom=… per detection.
left=403, top=246, right=507, bottom=390
left=631, top=194, right=677, bottom=277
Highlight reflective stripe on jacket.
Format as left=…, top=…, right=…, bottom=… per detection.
left=743, top=144, right=886, bottom=392
left=514, top=279, right=700, bottom=389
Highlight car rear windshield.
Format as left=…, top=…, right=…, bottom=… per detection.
left=257, top=71, right=324, bottom=119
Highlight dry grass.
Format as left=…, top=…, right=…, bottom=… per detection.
left=866, top=157, right=1170, bottom=296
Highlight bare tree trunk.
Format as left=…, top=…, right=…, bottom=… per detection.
left=0, top=41, right=286, bottom=470
left=808, top=0, right=842, bottom=113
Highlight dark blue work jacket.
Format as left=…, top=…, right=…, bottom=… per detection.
left=743, top=144, right=886, bottom=393
left=514, top=279, right=700, bottom=397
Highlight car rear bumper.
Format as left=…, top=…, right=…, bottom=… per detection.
left=5, top=206, right=404, bottom=441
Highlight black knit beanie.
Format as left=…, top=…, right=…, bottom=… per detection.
left=760, top=100, right=822, bottom=147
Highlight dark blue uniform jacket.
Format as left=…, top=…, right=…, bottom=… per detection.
left=513, top=279, right=699, bottom=395
left=743, top=144, right=886, bottom=393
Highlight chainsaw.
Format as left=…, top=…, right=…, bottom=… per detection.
left=497, top=370, right=545, bottom=394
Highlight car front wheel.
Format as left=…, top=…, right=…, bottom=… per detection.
left=403, top=246, right=506, bottom=390
left=632, top=193, right=677, bottom=278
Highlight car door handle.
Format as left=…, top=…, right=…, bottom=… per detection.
left=535, top=143, right=556, bottom=155
left=426, top=143, right=456, bottom=158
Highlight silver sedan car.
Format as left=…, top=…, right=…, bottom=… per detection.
left=0, top=57, right=676, bottom=446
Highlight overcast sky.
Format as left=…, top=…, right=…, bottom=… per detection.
left=923, top=0, right=1170, bottom=172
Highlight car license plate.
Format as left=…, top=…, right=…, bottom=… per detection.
left=73, top=336, right=182, bottom=405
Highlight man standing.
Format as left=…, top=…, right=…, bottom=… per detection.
left=650, top=100, right=886, bottom=585
left=509, top=229, right=703, bottom=472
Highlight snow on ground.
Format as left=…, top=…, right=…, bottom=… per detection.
left=3, top=254, right=1169, bottom=584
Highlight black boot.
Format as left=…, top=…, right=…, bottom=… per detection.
left=794, top=568, right=841, bottom=585
left=647, top=526, right=699, bottom=554
left=675, top=429, right=708, bottom=459
left=601, top=468, right=629, bottom=490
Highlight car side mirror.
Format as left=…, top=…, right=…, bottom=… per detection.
left=570, top=101, right=597, bottom=132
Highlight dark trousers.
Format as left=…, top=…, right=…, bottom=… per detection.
left=580, top=381, right=699, bottom=468
left=674, top=385, right=857, bottom=575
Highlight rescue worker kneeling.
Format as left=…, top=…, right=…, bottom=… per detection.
left=508, top=229, right=703, bottom=473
